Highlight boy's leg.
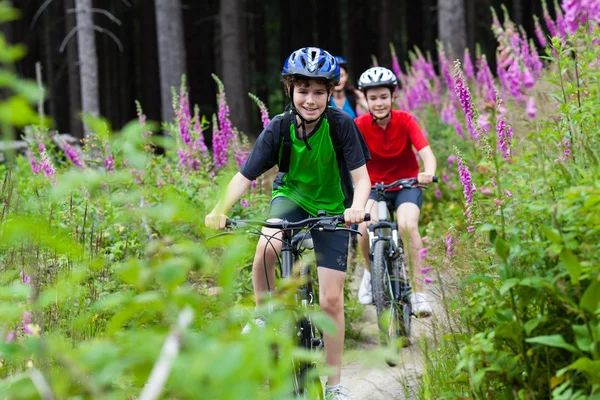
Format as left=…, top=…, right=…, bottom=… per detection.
left=396, top=203, right=424, bottom=292
left=312, top=229, right=349, bottom=387
left=252, top=227, right=282, bottom=305
left=318, top=267, right=346, bottom=386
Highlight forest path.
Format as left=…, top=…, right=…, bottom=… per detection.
left=334, top=263, right=445, bottom=400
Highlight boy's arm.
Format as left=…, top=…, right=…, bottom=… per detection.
left=346, top=165, right=371, bottom=225
left=417, top=145, right=437, bottom=184
left=205, top=172, right=253, bottom=229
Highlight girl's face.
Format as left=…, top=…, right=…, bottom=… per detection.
left=334, top=67, right=348, bottom=91
left=292, top=80, right=330, bottom=121
left=365, top=87, right=394, bottom=119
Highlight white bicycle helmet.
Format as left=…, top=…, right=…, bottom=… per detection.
left=358, top=67, right=398, bottom=91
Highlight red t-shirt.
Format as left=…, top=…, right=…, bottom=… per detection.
left=355, top=110, right=429, bottom=187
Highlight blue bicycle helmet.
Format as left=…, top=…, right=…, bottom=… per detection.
left=282, top=47, right=340, bottom=84
left=334, top=56, right=348, bottom=68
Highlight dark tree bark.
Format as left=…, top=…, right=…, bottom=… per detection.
left=378, top=0, right=393, bottom=68
left=465, top=0, right=477, bottom=56
left=220, top=0, right=251, bottom=134
left=75, top=0, right=100, bottom=135
left=64, top=0, right=83, bottom=138
left=437, top=0, right=467, bottom=58
left=512, top=0, right=523, bottom=26
left=154, top=0, right=187, bottom=126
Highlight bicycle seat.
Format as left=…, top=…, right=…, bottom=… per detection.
left=292, top=232, right=314, bottom=250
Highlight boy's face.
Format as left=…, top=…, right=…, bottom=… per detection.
left=365, top=87, right=394, bottom=119
left=292, top=80, right=330, bottom=121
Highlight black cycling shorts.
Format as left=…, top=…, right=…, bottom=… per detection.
left=267, top=196, right=349, bottom=272
left=368, top=188, right=423, bottom=210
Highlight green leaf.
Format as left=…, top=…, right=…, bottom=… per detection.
left=561, top=250, right=582, bottom=284
left=580, top=278, right=600, bottom=314
left=499, top=278, right=519, bottom=295
left=526, top=334, right=580, bottom=354
left=524, top=316, right=547, bottom=335
left=310, top=311, right=337, bottom=335
left=540, top=226, right=563, bottom=246
left=572, top=324, right=593, bottom=354
left=495, top=237, right=510, bottom=262
left=557, top=357, right=600, bottom=383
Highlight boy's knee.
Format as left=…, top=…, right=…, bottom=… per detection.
left=320, top=291, right=343, bottom=315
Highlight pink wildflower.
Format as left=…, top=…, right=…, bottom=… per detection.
left=453, top=61, right=477, bottom=139
left=420, top=266, right=432, bottom=274
left=30, top=153, right=41, bottom=174
left=434, top=188, right=442, bottom=199
left=467, top=225, right=475, bottom=233
left=424, top=277, right=434, bottom=284
left=241, top=199, right=249, bottom=208
left=533, top=15, right=548, bottom=47
left=104, top=154, right=115, bottom=173
left=479, top=186, right=494, bottom=195
left=446, top=232, right=455, bottom=258
left=6, top=331, right=15, bottom=343
left=448, top=155, right=456, bottom=168
left=419, top=248, right=429, bottom=260
left=463, top=48, right=474, bottom=79
left=63, top=143, right=84, bottom=168
left=505, top=189, right=513, bottom=197
left=526, top=97, right=537, bottom=119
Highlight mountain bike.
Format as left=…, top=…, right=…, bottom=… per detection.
left=223, top=212, right=368, bottom=398
left=367, top=177, right=437, bottom=367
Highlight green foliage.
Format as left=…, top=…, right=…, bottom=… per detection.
left=414, top=18, right=600, bottom=400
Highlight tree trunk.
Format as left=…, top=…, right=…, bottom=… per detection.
left=513, top=0, right=523, bottom=26
left=378, top=0, right=393, bottom=68
left=154, top=0, right=187, bottom=126
left=437, top=0, right=467, bottom=59
left=64, top=0, right=83, bottom=139
left=220, top=0, right=251, bottom=135
left=75, top=0, right=100, bottom=136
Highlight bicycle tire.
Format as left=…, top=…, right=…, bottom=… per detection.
left=371, top=240, right=410, bottom=366
left=291, top=264, right=324, bottom=399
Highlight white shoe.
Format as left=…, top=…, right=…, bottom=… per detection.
left=241, top=316, right=266, bottom=334
left=325, top=385, right=349, bottom=400
left=358, top=269, right=372, bottom=305
left=411, top=293, right=433, bottom=317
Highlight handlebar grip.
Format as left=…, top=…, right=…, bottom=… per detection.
left=433, top=176, right=438, bottom=183
left=364, top=213, right=371, bottom=222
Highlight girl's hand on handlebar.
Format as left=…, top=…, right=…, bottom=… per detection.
left=205, top=212, right=228, bottom=229
left=417, top=172, right=434, bottom=185
left=343, top=208, right=366, bottom=226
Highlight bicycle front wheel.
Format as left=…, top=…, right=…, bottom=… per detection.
left=371, top=239, right=410, bottom=366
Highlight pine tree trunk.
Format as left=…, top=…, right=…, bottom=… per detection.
left=154, top=0, right=187, bottom=126
left=220, top=0, right=251, bottom=135
left=64, top=0, right=83, bottom=139
left=378, top=0, right=393, bottom=68
left=75, top=0, right=100, bottom=135
left=437, top=0, right=466, bottom=58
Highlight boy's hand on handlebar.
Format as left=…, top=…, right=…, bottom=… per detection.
left=343, top=208, right=365, bottom=226
left=417, top=172, right=434, bottom=185
left=205, top=212, right=228, bottom=229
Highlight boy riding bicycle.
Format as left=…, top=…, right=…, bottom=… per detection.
left=205, top=47, right=371, bottom=400
left=354, top=67, right=438, bottom=317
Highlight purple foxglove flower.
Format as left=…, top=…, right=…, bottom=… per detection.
left=505, top=189, right=513, bottom=197
left=479, top=187, right=494, bottom=195
left=420, top=266, right=432, bottom=274
left=434, top=187, right=442, bottom=199
left=424, top=277, right=434, bottom=284
left=477, top=113, right=492, bottom=133
left=467, top=225, right=475, bottom=233
left=6, top=330, right=15, bottom=343
left=23, top=311, right=31, bottom=324
left=241, top=199, right=249, bottom=208
left=446, top=232, right=455, bottom=258
left=522, top=66, right=535, bottom=90
left=104, top=154, right=115, bottom=173
left=453, top=61, right=476, bottom=139
left=463, top=48, right=474, bottom=79
left=554, top=0, right=567, bottom=37
left=63, top=143, right=84, bottom=168
left=23, top=323, right=33, bottom=335
left=390, top=43, right=403, bottom=79
left=448, top=155, right=456, bottom=168
left=419, top=248, right=429, bottom=260
left=30, top=154, right=41, bottom=175
left=40, top=151, right=55, bottom=182
left=526, top=97, right=537, bottom=119
left=458, top=158, right=475, bottom=207
left=495, top=198, right=504, bottom=207
left=20, top=271, right=31, bottom=285
left=177, top=87, right=192, bottom=146
left=533, top=15, right=548, bottom=47
left=542, top=0, right=558, bottom=37
left=38, top=141, right=45, bottom=153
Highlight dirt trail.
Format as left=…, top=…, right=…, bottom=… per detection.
left=336, top=264, right=445, bottom=400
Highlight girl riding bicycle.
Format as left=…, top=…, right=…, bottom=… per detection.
left=205, top=47, right=371, bottom=400
left=354, top=66, right=438, bottom=317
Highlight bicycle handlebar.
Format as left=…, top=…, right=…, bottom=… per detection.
left=225, top=213, right=371, bottom=231
left=371, top=176, right=438, bottom=191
